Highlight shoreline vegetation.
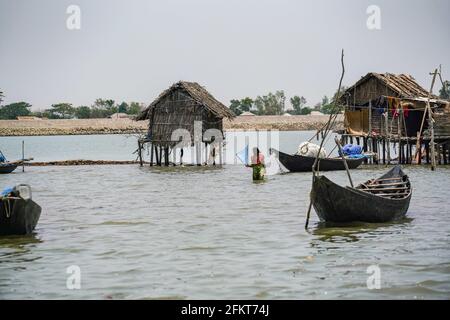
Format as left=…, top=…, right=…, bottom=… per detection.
left=0, top=115, right=343, bottom=136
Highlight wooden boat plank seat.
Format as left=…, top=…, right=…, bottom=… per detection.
left=365, top=187, right=409, bottom=192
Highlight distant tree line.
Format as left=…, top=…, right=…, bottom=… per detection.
left=0, top=92, right=145, bottom=120
left=229, top=87, right=349, bottom=116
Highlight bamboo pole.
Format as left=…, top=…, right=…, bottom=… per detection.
left=335, top=137, right=354, bottom=187
left=428, top=69, right=438, bottom=170
left=150, top=143, right=154, bottom=166
left=22, top=140, right=25, bottom=172
left=305, top=49, right=345, bottom=229
left=138, top=141, right=143, bottom=167
left=385, top=113, right=391, bottom=164
left=368, top=100, right=372, bottom=164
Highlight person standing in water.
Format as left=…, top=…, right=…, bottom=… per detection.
left=247, top=147, right=265, bottom=181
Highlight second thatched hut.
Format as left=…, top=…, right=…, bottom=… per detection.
left=136, top=81, right=235, bottom=166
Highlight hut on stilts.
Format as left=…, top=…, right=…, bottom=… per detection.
left=135, top=81, right=235, bottom=166
left=338, top=72, right=450, bottom=167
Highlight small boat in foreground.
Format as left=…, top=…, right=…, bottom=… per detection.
left=0, top=162, right=19, bottom=174
left=0, top=185, right=41, bottom=235
left=272, top=149, right=364, bottom=172
left=311, top=165, right=412, bottom=223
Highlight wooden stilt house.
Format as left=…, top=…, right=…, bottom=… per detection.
left=339, top=72, right=449, bottom=165
left=136, top=81, right=235, bottom=166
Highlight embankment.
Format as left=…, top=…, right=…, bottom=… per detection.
left=0, top=115, right=343, bottom=136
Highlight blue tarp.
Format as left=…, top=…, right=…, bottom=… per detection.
left=1, top=186, right=14, bottom=197
left=236, top=145, right=249, bottom=165
left=342, top=144, right=362, bottom=156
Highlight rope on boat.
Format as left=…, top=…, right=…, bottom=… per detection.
left=1, top=197, right=12, bottom=218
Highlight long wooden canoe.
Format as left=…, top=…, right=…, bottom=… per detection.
left=273, top=149, right=364, bottom=172
left=310, top=165, right=412, bottom=223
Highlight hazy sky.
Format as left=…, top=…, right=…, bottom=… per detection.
left=0, top=0, right=449, bottom=110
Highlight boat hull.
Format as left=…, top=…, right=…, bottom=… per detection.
left=275, top=150, right=364, bottom=172
left=311, top=167, right=411, bottom=223
left=0, top=198, right=41, bottom=235
left=0, top=164, right=18, bottom=174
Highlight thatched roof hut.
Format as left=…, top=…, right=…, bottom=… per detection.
left=136, top=82, right=234, bottom=167
left=340, top=72, right=448, bottom=137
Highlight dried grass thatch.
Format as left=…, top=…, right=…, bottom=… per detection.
left=136, top=81, right=234, bottom=121
left=340, top=72, right=440, bottom=105
left=136, top=81, right=234, bottom=147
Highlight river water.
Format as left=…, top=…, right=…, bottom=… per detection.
left=0, top=132, right=449, bottom=299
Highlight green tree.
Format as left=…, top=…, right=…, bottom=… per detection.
left=91, top=99, right=117, bottom=118
left=254, top=91, right=285, bottom=115
left=290, top=95, right=307, bottom=114
left=75, top=106, right=91, bottom=119
left=105, top=99, right=116, bottom=114
left=0, top=102, right=31, bottom=119
left=229, top=97, right=253, bottom=115
left=439, top=81, right=449, bottom=100
left=240, top=97, right=253, bottom=112
left=300, top=107, right=312, bottom=115
left=118, top=102, right=128, bottom=113
left=46, top=103, right=75, bottom=119
left=229, top=99, right=242, bottom=115
left=128, top=102, right=143, bottom=115
left=321, top=104, right=336, bottom=114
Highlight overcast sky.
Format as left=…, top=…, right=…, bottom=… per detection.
left=0, top=0, right=449, bottom=110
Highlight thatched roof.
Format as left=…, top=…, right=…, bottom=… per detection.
left=343, top=72, right=438, bottom=100
left=136, top=81, right=235, bottom=120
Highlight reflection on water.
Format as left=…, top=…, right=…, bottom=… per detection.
left=0, top=133, right=449, bottom=299
left=0, top=233, right=43, bottom=265
left=311, top=218, right=414, bottom=243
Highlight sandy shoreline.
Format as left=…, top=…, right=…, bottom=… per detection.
left=0, top=115, right=343, bottom=136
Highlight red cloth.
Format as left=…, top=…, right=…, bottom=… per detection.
left=251, top=153, right=265, bottom=165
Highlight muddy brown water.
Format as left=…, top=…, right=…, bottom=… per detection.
left=1, top=132, right=449, bottom=299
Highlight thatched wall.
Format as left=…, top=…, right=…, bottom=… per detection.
left=148, top=87, right=225, bottom=147
left=340, top=73, right=447, bottom=137
left=342, top=76, right=399, bottom=106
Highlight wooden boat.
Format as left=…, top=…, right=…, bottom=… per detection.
left=0, top=162, right=19, bottom=174
left=273, top=149, right=364, bottom=172
left=0, top=185, right=41, bottom=235
left=311, top=165, right=412, bottom=223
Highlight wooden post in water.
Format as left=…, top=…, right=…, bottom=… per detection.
left=164, top=147, right=169, bottom=166
left=150, top=143, right=154, bottom=166
left=368, top=100, right=373, bottom=164
left=138, top=141, right=143, bottom=167
left=22, top=140, right=25, bottom=172
left=384, top=113, right=391, bottom=164
left=443, top=144, right=447, bottom=165
left=418, top=141, right=422, bottom=165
